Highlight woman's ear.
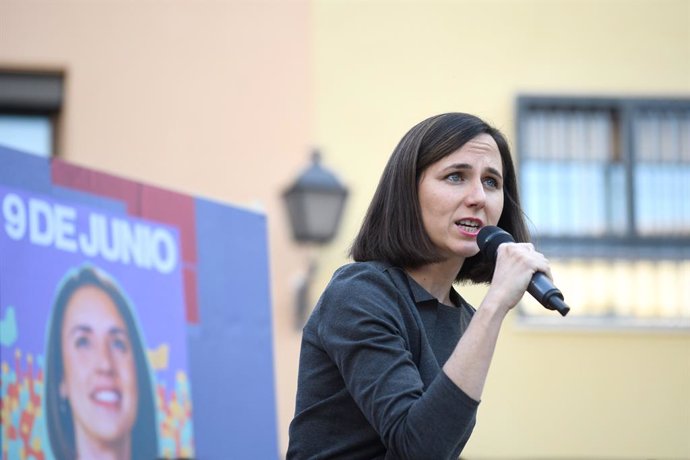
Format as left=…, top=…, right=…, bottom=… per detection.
left=59, top=380, right=68, bottom=399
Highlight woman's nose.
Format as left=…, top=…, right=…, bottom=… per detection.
left=464, top=179, right=486, bottom=207
left=95, top=341, right=115, bottom=373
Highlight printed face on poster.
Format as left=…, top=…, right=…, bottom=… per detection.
left=0, top=186, right=194, bottom=459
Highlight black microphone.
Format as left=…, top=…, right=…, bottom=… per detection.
left=477, top=226, right=570, bottom=317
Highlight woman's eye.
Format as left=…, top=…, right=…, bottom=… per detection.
left=483, top=177, right=499, bottom=188
left=75, top=336, right=90, bottom=348
left=111, top=337, right=129, bottom=353
left=446, top=173, right=462, bottom=183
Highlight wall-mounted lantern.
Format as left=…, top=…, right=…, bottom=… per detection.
left=283, top=149, right=348, bottom=327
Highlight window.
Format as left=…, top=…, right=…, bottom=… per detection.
left=0, top=69, right=64, bottom=157
left=0, top=114, right=54, bottom=157
left=516, top=96, right=690, bottom=327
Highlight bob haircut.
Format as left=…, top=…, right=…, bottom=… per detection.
left=350, top=112, right=529, bottom=284
left=44, top=265, right=159, bottom=460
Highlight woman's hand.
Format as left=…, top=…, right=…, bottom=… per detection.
left=483, top=242, right=552, bottom=315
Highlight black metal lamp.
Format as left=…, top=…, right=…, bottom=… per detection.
left=283, top=149, right=348, bottom=326
left=283, top=149, right=348, bottom=244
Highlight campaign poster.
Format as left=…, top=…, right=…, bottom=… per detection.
left=0, top=186, right=194, bottom=459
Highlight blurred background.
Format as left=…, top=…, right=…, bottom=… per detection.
left=1, top=0, right=688, bottom=458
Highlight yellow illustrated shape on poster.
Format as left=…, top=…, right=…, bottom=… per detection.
left=148, top=343, right=169, bottom=370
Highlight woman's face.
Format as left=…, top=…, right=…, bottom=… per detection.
left=60, top=285, right=138, bottom=446
left=417, top=133, right=505, bottom=261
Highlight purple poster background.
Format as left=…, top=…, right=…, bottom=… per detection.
left=1, top=144, right=279, bottom=459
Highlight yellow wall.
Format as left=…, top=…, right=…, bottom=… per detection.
left=1, top=0, right=689, bottom=458
left=313, top=0, right=690, bottom=458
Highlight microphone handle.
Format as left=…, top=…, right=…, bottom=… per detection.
left=527, top=272, right=570, bottom=317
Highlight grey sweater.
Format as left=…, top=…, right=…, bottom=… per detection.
left=287, top=261, right=479, bottom=460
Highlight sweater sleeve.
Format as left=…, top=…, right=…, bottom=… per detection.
left=316, top=264, right=479, bottom=459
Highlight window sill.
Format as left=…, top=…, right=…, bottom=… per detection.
left=515, top=314, right=690, bottom=333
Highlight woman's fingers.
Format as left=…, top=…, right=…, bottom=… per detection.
left=488, top=242, right=554, bottom=310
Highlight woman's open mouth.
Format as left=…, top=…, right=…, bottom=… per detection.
left=91, top=389, right=122, bottom=408
left=455, top=218, right=482, bottom=235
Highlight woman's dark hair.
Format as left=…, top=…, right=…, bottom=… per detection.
left=350, top=112, right=529, bottom=283
left=44, top=265, right=159, bottom=460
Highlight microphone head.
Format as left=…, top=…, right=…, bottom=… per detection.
left=477, top=226, right=514, bottom=263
